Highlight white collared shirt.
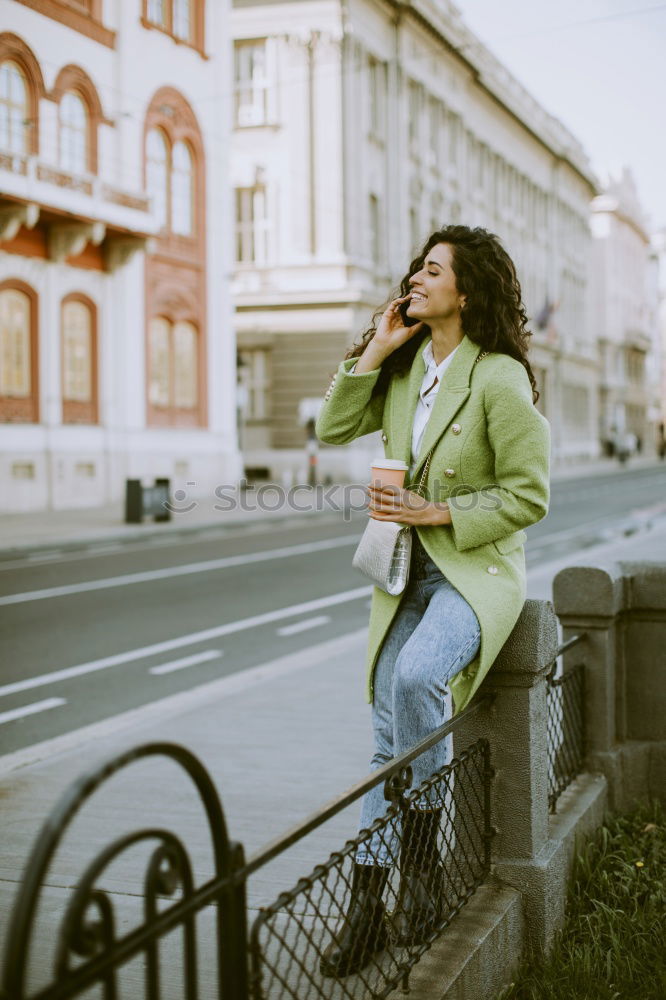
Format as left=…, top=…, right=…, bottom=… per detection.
left=410, top=339, right=459, bottom=471
left=349, top=338, right=460, bottom=475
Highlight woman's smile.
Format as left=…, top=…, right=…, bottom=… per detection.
left=405, top=243, right=461, bottom=323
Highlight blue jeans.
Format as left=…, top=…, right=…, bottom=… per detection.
left=356, top=540, right=481, bottom=867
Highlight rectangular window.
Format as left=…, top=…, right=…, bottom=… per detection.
left=408, top=80, right=422, bottom=151
left=147, top=0, right=167, bottom=27
left=234, top=40, right=270, bottom=127
left=238, top=348, right=271, bottom=421
left=467, top=133, right=478, bottom=191
left=430, top=192, right=443, bottom=233
left=368, top=56, right=384, bottom=138
left=235, top=186, right=269, bottom=263
left=409, top=205, right=420, bottom=251
left=428, top=99, right=440, bottom=160
left=562, top=383, right=590, bottom=439
left=448, top=112, right=460, bottom=165
left=369, top=193, right=381, bottom=265
left=173, top=0, right=192, bottom=41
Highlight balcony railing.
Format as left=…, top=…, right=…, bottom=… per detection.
left=0, top=148, right=153, bottom=232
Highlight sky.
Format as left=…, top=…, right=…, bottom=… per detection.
left=455, top=0, right=666, bottom=231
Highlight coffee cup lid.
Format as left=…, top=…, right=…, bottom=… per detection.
left=371, top=458, right=409, bottom=471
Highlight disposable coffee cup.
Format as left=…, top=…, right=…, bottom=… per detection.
left=370, top=458, right=408, bottom=490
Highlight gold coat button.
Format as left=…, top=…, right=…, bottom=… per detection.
left=451, top=423, right=462, bottom=434
left=444, top=468, right=455, bottom=478
left=487, top=565, right=499, bottom=575
left=381, top=432, right=388, bottom=443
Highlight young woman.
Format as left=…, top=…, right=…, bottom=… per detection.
left=315, top=225, right=551, bottom=977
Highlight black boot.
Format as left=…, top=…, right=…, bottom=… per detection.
left=319, top=862, right=389, bottom=978
left=391, top=809, right=443, bottom=947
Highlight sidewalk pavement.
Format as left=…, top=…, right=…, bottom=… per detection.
left=0, top=455, right=663, bottom=559
left=1, top=514, right=666, bottom=995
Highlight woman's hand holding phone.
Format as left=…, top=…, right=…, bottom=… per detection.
left=354, top=295, right=424, bottom=374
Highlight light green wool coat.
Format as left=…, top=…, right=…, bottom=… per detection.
left=315, top=333, right=551, bottom=715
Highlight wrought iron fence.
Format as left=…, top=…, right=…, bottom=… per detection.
left=1, top=698, right=494, bottom=1000
left=546, top=633, right=586, bottom=811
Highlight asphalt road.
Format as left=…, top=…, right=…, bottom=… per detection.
left=1, top=464, right=665, bottom=756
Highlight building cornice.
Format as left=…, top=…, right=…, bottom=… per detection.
left=389, top=0, right=598, bottom=194
left=591, top=195, right=650, bottom=244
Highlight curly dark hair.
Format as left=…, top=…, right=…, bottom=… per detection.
left=346, top=225, right=540, bottom=404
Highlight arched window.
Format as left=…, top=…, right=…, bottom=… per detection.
left=148, top=316, right=199, bottom=415
left=0, top=287, right=30, bottom=397
left=173, top=320, right=197, bottom=407
left=146, top=127, right=169, bottom=231
left=59, top=91, right=88, bottom=173
left=0, top=60, right=29, bottom=154
left=144, top=87, right=205, bottom=428
left=171, top=140, right=193, bottom=235
left=0, top=281, right=38, bottom=423
left=149, top=317, right=171, bottom=407
left=0, top=34, right=45, bottom=155
left=62, top=296, right=97, bottom=424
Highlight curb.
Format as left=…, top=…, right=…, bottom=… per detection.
left=1, top=461, right=663, bottom=562
left=550, top=457, right=664, bottom=483
left=0, top=503, right=360, bottom=563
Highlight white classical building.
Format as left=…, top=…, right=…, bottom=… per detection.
left=0, top=0, right=240, bottom=513
left=648, top=226, right=666, bottom=455
left=230, top=0, right=599, bottom=481
left=590, top=170, right=662, bottom=455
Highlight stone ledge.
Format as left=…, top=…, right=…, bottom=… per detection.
left=406, top=772, right=609, bottom=1000
left=406, top=882, right=523, bottom=1000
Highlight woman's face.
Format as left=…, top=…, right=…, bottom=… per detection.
left=405, top=242, right=463, bottom=322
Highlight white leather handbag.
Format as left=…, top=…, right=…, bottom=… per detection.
left=352, top=451, right=433, bottom=595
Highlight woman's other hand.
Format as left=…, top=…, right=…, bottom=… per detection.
left=366, top=485, right=451, bottom=526
left=354, top=296, right=425, bottom=374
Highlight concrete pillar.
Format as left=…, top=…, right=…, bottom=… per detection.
left=553, top=560, right=666, bottom=810
left=617, top=561, right=666, bottom=742
left=455, top=599, right=563, bottom=952
left=553, top=563, right=625, bottom=752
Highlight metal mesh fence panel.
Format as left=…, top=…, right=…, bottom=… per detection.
left=249, top=739, right=491, bottom=1000
left=546, top=661, right=585, bottom=811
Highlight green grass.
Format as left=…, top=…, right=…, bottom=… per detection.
left=498, top=800, right=666, bottom=1000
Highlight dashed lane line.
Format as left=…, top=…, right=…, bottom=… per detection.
left=0, top=697, right=66, bottom=726
left=277, top=615, right=331, bottom=637
left=0, top=586, right=372, bottom=699
left=149, top=650, right=223, bottom=676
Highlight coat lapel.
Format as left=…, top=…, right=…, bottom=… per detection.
left=390, top=336, right=430, bottom=467
left=410, top=334, right=482, bottom=481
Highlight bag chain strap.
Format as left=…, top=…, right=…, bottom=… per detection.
left=410, top=350, right=489, bottom=498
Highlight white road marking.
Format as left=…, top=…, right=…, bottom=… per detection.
left=0, top=697, right=66, bottom=726
left=149, top=650, right=222, bottom=676
left=0, top=535, right=361, bottom=606
left=277, top=615, right=331, bottom=637
left=0, top=586, right=372, bottom=699
left=26, top=551, right=63, bottom=561
left=0, top=629, right=369, bottom=776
